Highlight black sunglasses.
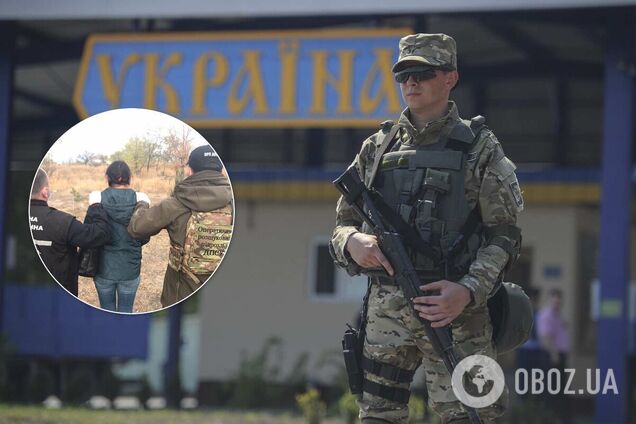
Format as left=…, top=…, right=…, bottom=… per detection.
left=394, top=66, right=438, bottom=84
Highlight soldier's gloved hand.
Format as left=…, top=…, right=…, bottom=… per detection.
left=88, top=191, right=101, bottom=206
left=345, top=232, right=394, bottom=276
left=412, top=280, right=472, bottom=328
left=136, top=192, right=151, bottom=205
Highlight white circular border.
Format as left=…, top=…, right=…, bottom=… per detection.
left=451, top=354, right=505, bottom=409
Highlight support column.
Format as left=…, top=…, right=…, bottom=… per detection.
left=595, top=12, right=634, bottom=424
left=0, top=22, right=15, bottom=334
left=164, top=303, right=183, bottom=408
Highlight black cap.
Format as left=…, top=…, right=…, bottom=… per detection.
left=187, top=145, right=222, bottom=173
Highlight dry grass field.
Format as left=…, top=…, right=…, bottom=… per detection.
left=43, top=163, right=181, bottom=313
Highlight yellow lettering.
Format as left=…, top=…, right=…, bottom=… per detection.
left=143, top=52, right=182, bottom=114
left=96, top=53, right=142, bottom=108
left=191, top=52, right=229, bottom=114
left=359, top=48, right=402, bottom=114
left=228, top=51, right=269, bottom=115
left=310, top=50, right=355, bottom=114
left=279, top=40, right=299, bottom=114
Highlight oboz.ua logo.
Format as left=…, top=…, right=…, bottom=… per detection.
left=451, top=355, right=505, bottom=408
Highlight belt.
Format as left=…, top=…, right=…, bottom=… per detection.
left=371, top=275, right=401, bottom=286
left=370, top=276, right=461, bottom=286
left=370, top=274, right=462, bottom=286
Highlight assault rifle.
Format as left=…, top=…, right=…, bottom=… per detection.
left=334, top=164, right=484, bottom=424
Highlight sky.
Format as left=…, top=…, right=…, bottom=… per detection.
left=46, top=108, right=212, bottom=163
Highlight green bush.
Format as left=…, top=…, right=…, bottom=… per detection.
left=408, top=394, right=425, bottom=423
left=228, top=336, right=283, bottom=408
left=296, top=389, right=326, bottom=424
left=337, top=391, right=358, bottom=424
left=71, top=187, right=83, bottom=203
left=225, top=336, right=310, bottom=409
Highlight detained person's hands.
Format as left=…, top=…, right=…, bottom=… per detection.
left=346, top=232, right=394, bottom=276
left=136, top=192, right=151, bottom=205
left=412, top=280, right=472, bottom=328
left=88, top=191, right=101, bottom=206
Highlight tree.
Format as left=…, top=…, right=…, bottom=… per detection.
left=109, top=134, right=165, bottom=173
left=76, top=151, right=96, bottom=165
left=110, top=137, right=147, bottom=173
left=162, top=126, right=194, bottom=169
left=143, top=135, right=164, bottom=172
left=93, top=154, right=109, bottom=166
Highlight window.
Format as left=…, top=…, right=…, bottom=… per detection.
left=308, top=237, right=367, bottom=303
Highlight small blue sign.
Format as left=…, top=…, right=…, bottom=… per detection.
left=543, top=265, right=562, bottom=279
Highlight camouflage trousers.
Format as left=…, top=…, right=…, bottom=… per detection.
left=359, top=283, right=507, bottom=424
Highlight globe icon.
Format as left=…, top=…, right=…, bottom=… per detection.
left=452, top=355, right=506, bottom=408
left=462, top=365, right=495, bottom=397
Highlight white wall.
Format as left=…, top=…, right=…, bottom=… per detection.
left=198, top=201, right=634, bottom=391
left=198, top=200, right=364, bottom=384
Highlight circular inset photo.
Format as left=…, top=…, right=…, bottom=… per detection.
left=28, top=108, right=234, bottom=314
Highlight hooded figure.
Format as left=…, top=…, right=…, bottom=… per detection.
left=128, top=145, right=233, bottom=307
left=88, top=160, right=149, bottom=313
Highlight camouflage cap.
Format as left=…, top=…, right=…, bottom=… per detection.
left=392, top=33, right=457, bottom=72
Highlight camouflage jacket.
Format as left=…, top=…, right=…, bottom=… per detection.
left=331, top=101, right=523, bottom=307
left=128, top=170, right=232, bottom=304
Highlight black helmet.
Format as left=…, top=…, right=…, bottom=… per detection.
left=488, top=282, right=534, bottom=354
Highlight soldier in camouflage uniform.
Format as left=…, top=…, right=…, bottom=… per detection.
left=128, top=145, right=233, bottom=307
left=330, top=34, right=523, bottom=424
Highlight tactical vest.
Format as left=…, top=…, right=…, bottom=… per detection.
left=366, top=119, right=484, bottom=281
left=168, top=205, right=233, bottom=284
left=30, top=200, right=77, bottom=294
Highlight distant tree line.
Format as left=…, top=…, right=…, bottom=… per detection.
left=74, top=127, right=195, bottom=173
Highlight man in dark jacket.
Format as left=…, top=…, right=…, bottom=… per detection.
left=29, top=169, right=111, bottom=295
left=128, top=145, right=233, bottom=307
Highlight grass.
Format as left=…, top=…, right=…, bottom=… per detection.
left=46, top=164, right=178, bottom=202
left=0, top=405, right=348, bottom=424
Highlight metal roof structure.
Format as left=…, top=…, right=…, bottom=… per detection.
left=6, top=8, right=633, bottom=171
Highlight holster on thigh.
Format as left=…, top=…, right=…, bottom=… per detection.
left=362, top=355, right=416, bottom=404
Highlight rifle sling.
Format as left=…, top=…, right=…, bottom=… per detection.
left=368, top=125, right=400, bottom=188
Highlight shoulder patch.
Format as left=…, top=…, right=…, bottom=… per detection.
left=509, top=181, right=524, bottom=208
